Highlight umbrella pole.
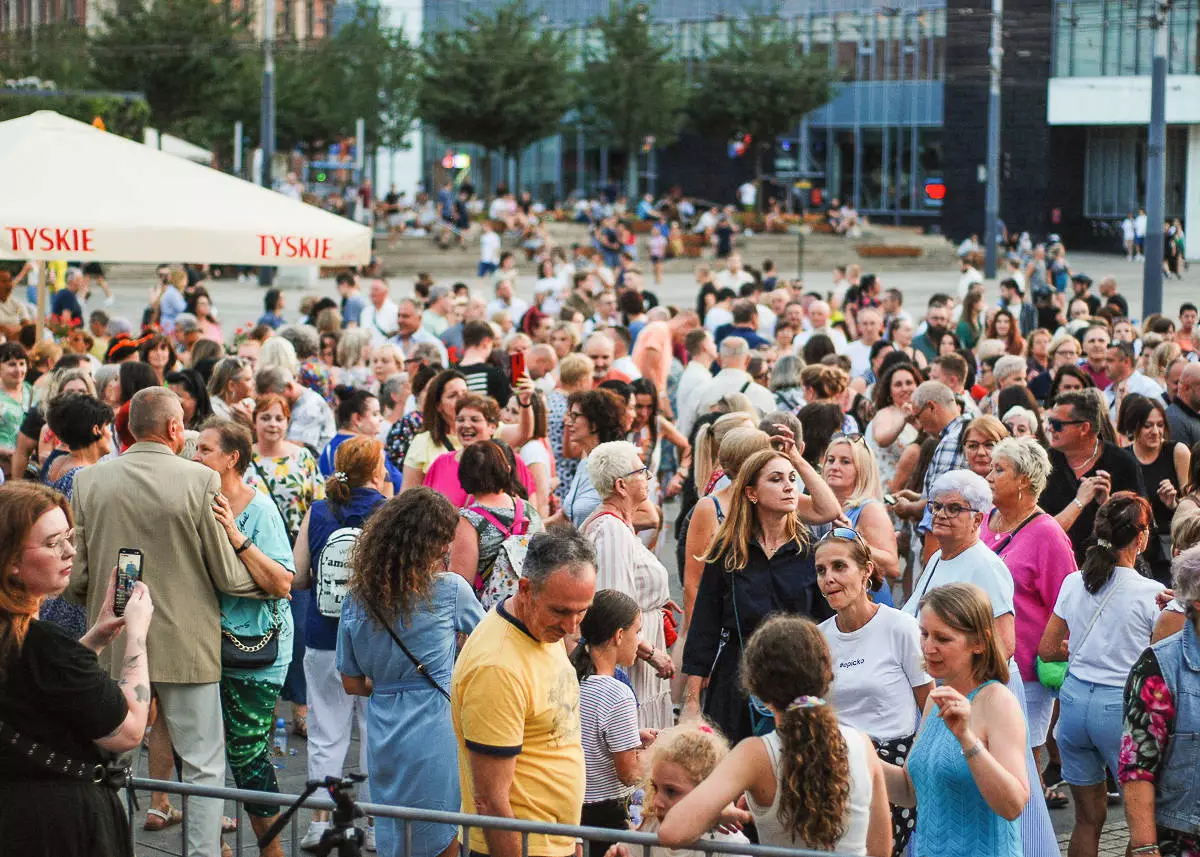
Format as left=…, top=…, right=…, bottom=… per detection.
left=35, top=261, right=49, bottom=342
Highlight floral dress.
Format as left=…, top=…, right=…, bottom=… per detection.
left=244, top=446, right=325, bottom=543
left=1119, top=648, right=1200, bottom=857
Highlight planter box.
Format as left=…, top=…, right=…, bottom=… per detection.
left=856, top=245, right=923, bottom=258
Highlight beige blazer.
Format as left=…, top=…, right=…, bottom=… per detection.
left=67, top=442, right=264, bottom=684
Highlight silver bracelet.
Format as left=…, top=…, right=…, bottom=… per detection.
left=962, top=740, right=984, bottom=760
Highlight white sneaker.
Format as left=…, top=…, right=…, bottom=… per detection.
left=300, top=821, right=330, bottom=851
left=365, top=824, right=376, bottom=851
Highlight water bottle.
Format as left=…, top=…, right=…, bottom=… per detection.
left=272, top=718, right=288, bottom=757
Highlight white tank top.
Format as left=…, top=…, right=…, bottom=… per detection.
left=746, top=724, right=873, bottom=857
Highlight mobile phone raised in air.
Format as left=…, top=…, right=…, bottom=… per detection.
left=883, top=493, right=898, bottom=506
left=114, top=548, right=144, bottom=617
left=509, top=350, right=526, bottom=382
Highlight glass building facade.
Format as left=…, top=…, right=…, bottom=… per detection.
left=1053, top=0, right=1198, bottom=77
left=420, top=0, right=947, bottom=220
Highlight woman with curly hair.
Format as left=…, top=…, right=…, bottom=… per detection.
left=336, top=488, right=484, bottom=857
left=660, top=614, right=890, bottom=856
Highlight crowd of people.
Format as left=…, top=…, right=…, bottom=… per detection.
left=2, top=223, right=1200, bottom=857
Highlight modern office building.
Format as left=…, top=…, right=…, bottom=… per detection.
left=420, top=0, right=948, bottom=225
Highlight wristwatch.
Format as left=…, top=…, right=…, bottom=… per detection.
left=235, top=538, right=254, bottom=555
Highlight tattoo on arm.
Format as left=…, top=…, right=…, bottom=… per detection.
left=134, top=684, right=151, bottom=704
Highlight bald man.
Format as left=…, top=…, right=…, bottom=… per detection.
left=584, top=332, right=630, bottom=384
left=68, top=387, right=265, bottom=857
left=1166, top=362, right=1200, bottom=447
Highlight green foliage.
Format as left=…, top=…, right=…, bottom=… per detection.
left=277, top=1, right=420, bottom=152
left=0, top=23, right=95, bottom=90
left=0, top=90, right=150, bottom=139
left=689, top=14, right=836, bottom=179
left=90, top=0, right=259, bottom=154
left=418, top=1, right=574, bottom=185
left=577, top=0, right=688, bottom=196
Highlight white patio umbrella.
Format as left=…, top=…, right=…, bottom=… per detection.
left=0, top=111, right=371, bottom=267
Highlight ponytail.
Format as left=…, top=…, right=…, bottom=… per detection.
left=1081, top=492, right=1151, bottom=594
left=693, top=422, right=717, bottom=494
left=571, top=590, right=640, bottom=683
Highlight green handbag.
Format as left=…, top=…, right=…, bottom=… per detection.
left=1035, top=656, right=1067, bottom=690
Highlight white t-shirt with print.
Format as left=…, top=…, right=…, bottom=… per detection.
left=1052, top=567, right=1163, bottom=687
left=903, top=540, right=1015, bottom=619
left=820, top=605, right=932, bottom=741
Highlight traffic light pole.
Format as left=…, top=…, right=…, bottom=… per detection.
left=983, top=0, right=1003, bottom=280
left=1142, top=0, right=1172, bottom=316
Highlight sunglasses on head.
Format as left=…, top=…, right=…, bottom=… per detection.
left=831, top=432, right=864, bottom=444
left=818, top=526, right=867, bottom=546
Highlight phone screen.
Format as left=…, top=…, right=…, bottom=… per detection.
left=114, top=548, right=143, bottom=617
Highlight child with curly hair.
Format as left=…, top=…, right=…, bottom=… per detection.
left=659, top=615, right=891, bottom=856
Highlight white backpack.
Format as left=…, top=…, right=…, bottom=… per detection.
left=315, top=502, right=374, bottom=619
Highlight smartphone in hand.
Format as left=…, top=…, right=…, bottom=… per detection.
left=114, top=548, right=144, bottom=617
left=509, top=350, right=526, bottom=383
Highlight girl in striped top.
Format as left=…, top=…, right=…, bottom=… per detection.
left=572, top=590, right=657, bottom=857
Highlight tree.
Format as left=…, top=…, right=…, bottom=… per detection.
left=276, top=1, right=420, bottom=153
left=0, top=23, right=96, bottom=90
left=90, top=0, right=259, bottom=153
left=689, top=14, right=836, bottom=194
left=577, top=0, right=688, bottom=198
left=418, top=1, right=574, bottom=193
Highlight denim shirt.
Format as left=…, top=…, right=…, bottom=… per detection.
left=1150, top=619, right=1200, bottom=834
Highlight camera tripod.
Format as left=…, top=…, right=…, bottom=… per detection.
left=259, top=774, right=367, bottom=857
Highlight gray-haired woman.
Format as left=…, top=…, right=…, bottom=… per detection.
left=1120, top=545, right=1200, bottom=857
left=769, top=354, right=805, bottom=414
left=580, top=441, right=676, bottom=729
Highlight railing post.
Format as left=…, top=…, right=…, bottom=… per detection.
left=180, top=792, right=189, bottom=857
left=234, top=797, right=243, bottom=856
left=403, top=819, right=413, bottom=857
left=522, top=831, right=529, bottom=857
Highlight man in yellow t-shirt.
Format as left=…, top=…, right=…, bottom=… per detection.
left=452, top=529, right=597, bottom=857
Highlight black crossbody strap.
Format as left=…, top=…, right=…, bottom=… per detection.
left=366, top=603, right=451, bottom=700
left=0, top=719, right=128, bottom=787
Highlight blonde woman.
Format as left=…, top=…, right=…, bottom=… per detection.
left=818, top=433, right=900, bottom=603
left=334, top=328, right=373, bottom=389
left=681, top=446, right=840, bottom=741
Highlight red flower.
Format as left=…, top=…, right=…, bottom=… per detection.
left=1139, top=676, right=1175, bottom=717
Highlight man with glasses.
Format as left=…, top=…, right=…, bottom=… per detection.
left=1040, top=390, right=1145, bottom=563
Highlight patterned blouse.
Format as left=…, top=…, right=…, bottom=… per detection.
left=1119, top=647, right=1200, bottom=857
left=547, top=390, right=576, bottom=502
left=299, top=358, right=335, bottom=405
left=386, top=410, right=423, bottom=471
left=244, top=445, right=325, bottom=543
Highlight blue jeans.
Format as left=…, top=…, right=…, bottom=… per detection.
left=1056, top=673, right=1125, bottom=787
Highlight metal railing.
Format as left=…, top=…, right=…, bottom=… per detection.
left=127, top=777, right=848, bottom=857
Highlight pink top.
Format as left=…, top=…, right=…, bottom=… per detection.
left=980, top=510, right=1077, bottom=679
left=423, top=448, right=536, bottom=509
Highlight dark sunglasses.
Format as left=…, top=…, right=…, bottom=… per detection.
left=1047, top=417, right=1087, bottom=432
left=831, top=432, right=865, bottom=444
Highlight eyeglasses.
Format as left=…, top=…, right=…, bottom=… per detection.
left=818, top=526, right=867, bottom=546
left=565, top=411, right=582, bottom=422
left=24, top=528, right=75, bottom=556
left=621, top=465, right=651, bottom=481
left=1047, top=417, right=1087, bottom=432
left=929, top=501, right=974, bottom=518
left=831, top=432, right=865, bottom=444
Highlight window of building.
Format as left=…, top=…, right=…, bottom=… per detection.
left=1084, top=126, right=1187, bottom=217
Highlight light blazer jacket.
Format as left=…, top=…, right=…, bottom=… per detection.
left=67, top=442, right=265, bottom=684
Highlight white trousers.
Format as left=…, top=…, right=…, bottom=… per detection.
left=152, top=682, right=227, bottom=857
left=303, top=648, right=370, bottom=802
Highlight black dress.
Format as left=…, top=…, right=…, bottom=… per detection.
left=1041, top=442, right=1146, bottom=564
left=681, top=537, right=832, bottom=744
left=1136, top=444, right=1180, bottom=583
left=0, top=620, right=131, bottom=857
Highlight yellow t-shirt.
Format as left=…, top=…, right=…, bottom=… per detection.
left=451, top=602, right=584, bottom=856
left=402, top=430, right=462, bottom=476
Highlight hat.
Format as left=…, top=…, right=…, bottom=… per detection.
left=1071, top=273, right=1092, bottom=285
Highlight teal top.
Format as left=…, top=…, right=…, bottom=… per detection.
left=220, top=491, right=295, bottom=685
left=906, top=680, right=1021, bottom=857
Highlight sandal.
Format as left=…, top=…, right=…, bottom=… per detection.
left=1044, top=786, right=1069, bottom=809
left=292, top=714, right=308, bottom=739
left=222, top=816, right=239, bottom=834
left=144, top=806, right=184, bottom=831
left=221, top=842, right=233, bottom=857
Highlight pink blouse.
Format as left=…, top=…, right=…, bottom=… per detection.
left=423, top=449, right=537, bottom=509
left=980, top=510, right=1077, bottom=680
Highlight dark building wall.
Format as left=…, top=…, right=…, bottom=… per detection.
left=942, top=0, right=1054, bottom=244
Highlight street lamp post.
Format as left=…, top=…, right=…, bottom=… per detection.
left=1142, top=0, right=1172, bottom=316
left=983, top=0, right=1003, bottom=280
left=260, top=0, right=276, bottom=189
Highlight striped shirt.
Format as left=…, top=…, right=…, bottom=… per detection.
left=581, top=674, right=641, bottom=803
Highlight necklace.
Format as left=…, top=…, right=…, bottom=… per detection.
left=1067, top=438, right=1101, bottom=476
